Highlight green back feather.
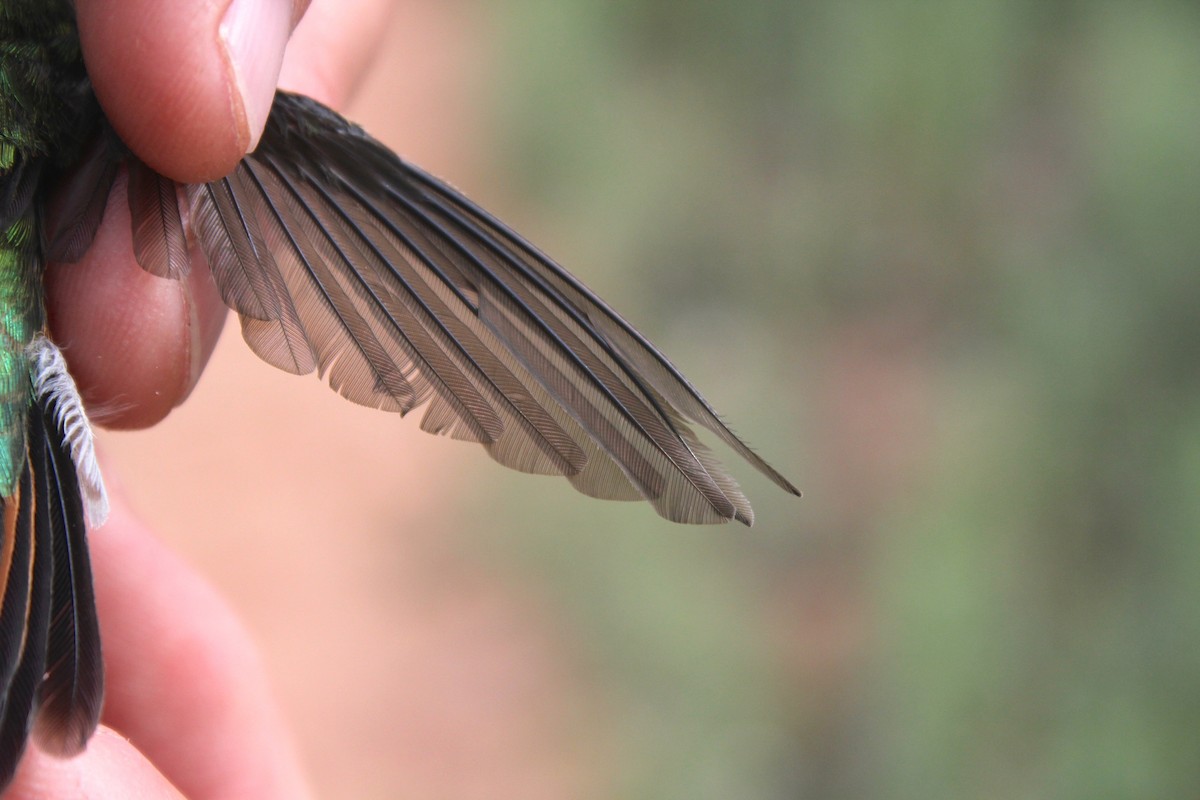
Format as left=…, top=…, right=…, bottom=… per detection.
left=0, top=0, right=90, bottom=493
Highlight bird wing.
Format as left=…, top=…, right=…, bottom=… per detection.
left=70, top=91, right=798, bottom=525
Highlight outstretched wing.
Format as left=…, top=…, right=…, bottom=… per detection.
left=129, top=91, right=798, bottom=525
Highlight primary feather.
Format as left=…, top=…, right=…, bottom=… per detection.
left=144, top=93, right=798, bottom=525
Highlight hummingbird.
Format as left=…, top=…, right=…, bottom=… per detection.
left=0, top=0, right=798, bottom=787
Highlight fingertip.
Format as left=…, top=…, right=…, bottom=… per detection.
left=8, top=728, right=185, bottom=800
left=278, top=0, right=396, bottom=108
left=220, top=0, right=296, bottom=153
left=88, top=485, right=315, bottom=800
left=44, top=176, right=228, bottom=430
left=75, top=0, right=294, bottom=182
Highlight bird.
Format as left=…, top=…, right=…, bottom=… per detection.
left=0, top=0, right=799, bottom=788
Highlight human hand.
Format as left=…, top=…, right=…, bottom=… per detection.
left=6, top=485, right=314, bottom=799
left=46, top=0, right=397, bottom=429
left=21, top=0, right=396, bottom=795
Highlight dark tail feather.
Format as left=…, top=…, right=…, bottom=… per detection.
left=32, top=389, right=103, bottom=756
left=0, top=392, right=104, bottom=786
left=0, top=404, right=55, bottom=787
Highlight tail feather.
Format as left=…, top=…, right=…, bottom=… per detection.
left=0, top=385, right=104, bottom=784
left=33, top=386, right=103, bottom=756
left=0, top=401, right=54, bottom=787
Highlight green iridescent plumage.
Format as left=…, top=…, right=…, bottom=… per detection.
left=0, top=0, right=90, bottom=156
left=0, top=212, right=38, bottom=492
left=0, top=0, right=94, bottom=494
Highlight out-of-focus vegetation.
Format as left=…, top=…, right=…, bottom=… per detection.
left=446, top=2, right=1200, bottom=797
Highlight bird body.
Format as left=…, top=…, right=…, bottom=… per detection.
left=0, top=3, right=107, bottom=784
left=0, top=0, right=797, bottom=787
left=0, top=0, right=73, bottom=491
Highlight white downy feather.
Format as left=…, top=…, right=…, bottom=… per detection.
left=28, top=336, right=109, bottom=526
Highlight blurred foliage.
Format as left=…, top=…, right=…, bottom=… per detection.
left=450, top=1, right=1200, bottom=797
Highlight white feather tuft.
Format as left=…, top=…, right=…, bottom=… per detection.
left=28, top=336, right=109, bottom=527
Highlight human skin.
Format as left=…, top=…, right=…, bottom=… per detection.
left=7, top=1, right=395, bottom=797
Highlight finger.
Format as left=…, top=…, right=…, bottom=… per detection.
left=279, top=0, right=397, bottom=107
left=75, top=0, right=305, bottom=183
left=7, top=728, right=185, bottom=800
left=45, top=175, right=228, bottom=430
left=89, top=479, right=314, bottom=800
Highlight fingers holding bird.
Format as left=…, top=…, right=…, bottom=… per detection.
left=73, top=0, right=302, bottom=183
left=52, top=0, right=398, bottom=429
left=44, top=173, right=228, bottom=430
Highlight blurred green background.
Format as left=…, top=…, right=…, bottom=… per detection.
left=457, top=1, right=1200, bottom=797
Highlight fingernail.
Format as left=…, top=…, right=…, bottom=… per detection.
left=219, top=0, right=292, bottom=154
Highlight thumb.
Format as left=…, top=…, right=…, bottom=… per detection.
left=75, top=0, right=306, bottom=183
